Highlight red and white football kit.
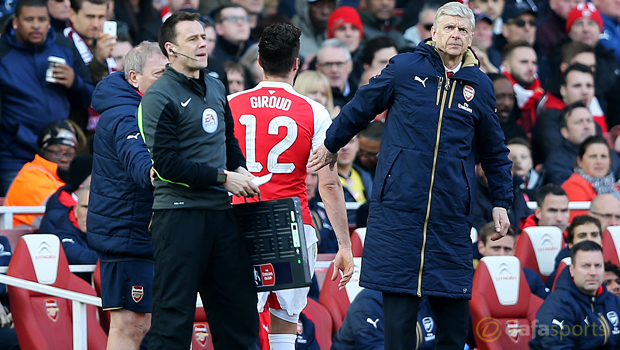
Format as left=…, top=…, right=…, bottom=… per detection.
left=228, top=81, right=331, bottom=315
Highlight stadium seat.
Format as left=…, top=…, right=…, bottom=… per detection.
left=602, top=226, right=620, bottom=266
left=318, top=257, right=363, bottom=335
left=551, top=257, right=571, bottom=292
left=350, top=230, right=363, bottom=257
left=192, top=295, right=214, bottom=349
left=92, top=260, right=111, bottom=334
left=470, top=256, right=544, bottom=350
left=514, top=226, right=563, bottom=283
left=303, top=298, right=333, bottom=349
left=471, top=227, right=478, bottom=243
left=7, top=234, right=107, bottom=350
left=0, top=227, right=38, bottom=253
left=191, top=322, right=215, bottom=349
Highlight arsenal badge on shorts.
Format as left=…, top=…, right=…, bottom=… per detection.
left=132, top=286, right=144, bottom=303
left=463, top=85, right=475, bottom=102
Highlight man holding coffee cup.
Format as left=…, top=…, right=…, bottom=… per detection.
left=0, top=0, right=94, bottom=195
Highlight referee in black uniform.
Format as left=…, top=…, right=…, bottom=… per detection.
left=138, top=11, right=260, bottom=350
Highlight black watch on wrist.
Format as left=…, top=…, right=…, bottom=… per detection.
left=217, top=169, right=227, bottom=184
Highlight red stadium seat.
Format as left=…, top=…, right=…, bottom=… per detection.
left=192, top=295, right=214, bottom=349
left=514, top=226, right=563, bottom=283
left=318, top=258, right=363, bottom=335
left=602, top=226, right=620, bottom=266
left=191, top=322, right=215, bottom=349
left=350, top=230, right=363, bottom=257
left=470, top=256, right=544, bottom=350
left=303, top=298, right=333, bottom=349
left=7, top=234, right=107, bottom=350
left=551, top=257, right=571, bottom=292
left=0, top=227, right=38, bottom=252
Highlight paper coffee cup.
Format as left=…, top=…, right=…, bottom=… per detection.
left=46, top=56, right=66, bottom=83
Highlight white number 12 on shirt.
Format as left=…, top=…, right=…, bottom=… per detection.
left=239, top=114, right=298, bottom=174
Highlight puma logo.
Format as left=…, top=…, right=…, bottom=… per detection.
left=366, top=317, right=380, bottom=328
left=126, top=133, right=140, bottom=140
left=414, top=76, right=428, bottom=88
left=552, top=319, right=565, bottom=328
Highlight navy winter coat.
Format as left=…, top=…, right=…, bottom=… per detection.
left=39, top=184, right=72, bottom=233
left=0, top=21, right=93, bottom=171
left=530, top=267, right=620, bottom=349
left=87, top=72, right=154, bottom=261
left=55, top=207, right=97, bottom=265
left=324, top=41, right=513, bottom=298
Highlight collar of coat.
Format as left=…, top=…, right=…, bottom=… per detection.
left=419, top=40, right=481, bottom=84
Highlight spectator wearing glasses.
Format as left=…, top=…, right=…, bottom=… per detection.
left=315, top=38, right=356, bottom=108
left=498, top=2, right=538, bottom=49
left=4, top=120, right=86, bottom=228
left=589, top=193, right=620, bottom=231
left=403, top=3, right=437, bottom=47
left=326, top=6, right=364, bottom=85
left=212, top=3, right=252, bottom=63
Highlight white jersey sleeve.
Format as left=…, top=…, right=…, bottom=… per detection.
left=310, top=103, right=332, bottom=151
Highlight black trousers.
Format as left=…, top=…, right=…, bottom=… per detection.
left=383, top=293, right=469, bottom=350
left=148, top=209, right=258, bottom=350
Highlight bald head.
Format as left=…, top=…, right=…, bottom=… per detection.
left=589, top=194, right=620, bottom=231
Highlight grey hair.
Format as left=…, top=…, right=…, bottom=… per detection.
left=317, top=38, right=352, bottom=62
left=124, top=41, right=164, bottom=79
left=77, top=184, right=90, bottom=200
left=418, top=3, right=439, bottom=23
left=434, top=2, right=476, bottom=33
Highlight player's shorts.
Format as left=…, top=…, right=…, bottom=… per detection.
left=257, top=225, right=318, bottom=316
left=100, top=260, right=154, bottom=313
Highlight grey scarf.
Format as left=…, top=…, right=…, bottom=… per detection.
left=575, top=166, right=620, bottom=202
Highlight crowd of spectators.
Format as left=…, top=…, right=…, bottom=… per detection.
left=2, top=0, right=620, bottom=347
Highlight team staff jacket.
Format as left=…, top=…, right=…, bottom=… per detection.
left=138, top=66, right=246, bottom=210
left=323, top=41, right=513, bottom=299
left=530, top=267, right=620, bottom=350
left=88, top=72, right=154, bottom=261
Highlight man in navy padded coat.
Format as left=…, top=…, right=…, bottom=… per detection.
left=530, top=240, right=620, bottom=349
left=88, top=42, right=167, bottom=350
left=0, top=0, right=93, bottom=194
left=309, top=2, right=513, bottom=349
